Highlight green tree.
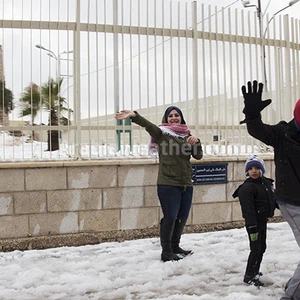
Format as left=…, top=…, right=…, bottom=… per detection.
left=19, top=78, right=72, bottom=150
left=19, top=83, right=41, bottom=125
left=0, top=81, right=14, bottom=122
left=40, top=77, right=73, bottom=151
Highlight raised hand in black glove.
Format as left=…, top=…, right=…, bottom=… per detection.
left=240, top=80, right=272, bottom=124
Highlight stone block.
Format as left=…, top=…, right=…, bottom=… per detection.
left=227, top=162, right=234, bottom=182
left=0, top=193, right=13, bottom=215
left=0, top=215, right=29, bottom=238
left=227, top=181, right=243, bottom=202
left=14, top=191, right=47, bottom=214
left=232, top=201, right=243, bottom=221
left=232, top=161, right=246, bottom=181
left=118, top=165, right=158, bottom=187
left=120, top=207, right=159, bottom=230
left=144, top=186, right=160, bottom=207
left=25, top=168, right=67, bottom=191
left=192, top=202, right=232, bottom=224
left=48, top=189, right=102, bottom=212
left=193, top=184, right=226, bottom=203
left=103, top=187, right=143, bottom=209
left=0, top=169, right=24, bottom=192
left=67, top=166, right=117, bottom=189
left=79, top=210, right=120, bottom=232
left=29, top=212, right=78, bottom=235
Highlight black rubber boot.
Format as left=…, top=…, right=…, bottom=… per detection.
left=160, top=218, right=182, bottom=262
left=171, top=219, right=193, bottom=256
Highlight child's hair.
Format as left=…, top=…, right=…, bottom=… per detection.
left=245, top=155, right=265, bottom=177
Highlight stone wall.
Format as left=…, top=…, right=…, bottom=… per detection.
left=0, top=154, right=279, bottom=251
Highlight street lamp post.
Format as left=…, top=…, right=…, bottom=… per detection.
left=36, top=44, right=73, bottom=83
left=241, top=0, right=300, bottom=91
left=36, top=44, right=73, bottom=151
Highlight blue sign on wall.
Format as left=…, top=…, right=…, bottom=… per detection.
left=192, top=163, right=228, bottom=185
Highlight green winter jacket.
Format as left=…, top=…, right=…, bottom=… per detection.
left=131, top=112, right=203, bottom=186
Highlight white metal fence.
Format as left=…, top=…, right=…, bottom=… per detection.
left=0, top=0, right=299, bottom=161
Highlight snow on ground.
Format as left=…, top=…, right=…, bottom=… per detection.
left=0, top=222, right=296, bottom=300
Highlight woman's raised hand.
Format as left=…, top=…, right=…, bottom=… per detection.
left=115, top=110, right=136, bottom=120
left=186, top=135, right=199, bottom=145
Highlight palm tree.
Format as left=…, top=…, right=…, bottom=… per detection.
left=0, top=81, right=14, bottom=124
left=19, top=78, right=72, bottom=150
left=19, top=83, right=41, bottom=140
left=40, top=77, right=73, bottom=151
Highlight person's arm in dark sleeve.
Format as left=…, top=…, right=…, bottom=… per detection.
left=191, top=138, right=203, bottom=160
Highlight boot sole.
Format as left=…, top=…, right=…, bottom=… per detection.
left=176, top=250, right=194, bottom=258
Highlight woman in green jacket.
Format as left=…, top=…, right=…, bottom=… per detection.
left=115, top=106, right=203, bottom=262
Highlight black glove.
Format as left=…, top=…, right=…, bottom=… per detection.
left=250, top=232, right=258, bottom=242
left=240, top=80, right=272, bottom=124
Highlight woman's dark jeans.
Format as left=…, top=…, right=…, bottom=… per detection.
left=157, top=185, right=193, bottom=221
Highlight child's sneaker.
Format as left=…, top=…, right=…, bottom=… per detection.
left=244, top=274, right=265, bottom=287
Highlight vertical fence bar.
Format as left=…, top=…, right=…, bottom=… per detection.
left=284, top=15, right=291, bottom=120
left=66, top=0, right=72, bottom=159
left=57, top=0, right=61, bottom=157
left=104, top=0, right=108, bottom=157
left=95, top=0, right=99, bottom=158
left=278, top=15, right=284, bottom=121
left=22, top=0, right=26, bottom=159
left=162, top=0, right=165, bottom=110
left=177, top=1, right=181, bottom=107
left=208, top=5, right=213, bottom=151
left=291, top=17, right=297, bottom=105
left=192, top=1, right=199, bottom=139
left=215, top=5, right=221, bottom=153
left=185, top=2, right=189, bottom=127
left=201, top=3, right=207, bottom=151
left=128, top=0, right=133, bottom=154
left=87, top=0, right=91, bottom=158
left=221, top=8, right=228, bottom=155
left=145, top=0, right=150, bottom=157
left=11, top=0, right=15, bottom=159
left=228, top=7, right=234, bottom=154
left=113, top=0, right=119, bottom=153
left=154, top=0, right=158, bottom=126
left=296, top=19, right=300, bottom=99
left=235, top=9, right=241, bottom=154
left=0, top=1, right=5, bottom=159
left=120, top=0, right=124, bottom=155
left=169, top=1, right=173, bottom=105
left=137, top=0, right=141, bottom=154
left=74, top=0, right=81, bottom=159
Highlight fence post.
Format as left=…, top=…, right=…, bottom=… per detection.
left=284, top=14, right=292, bottom=119
left=74, top=0, right=81, bottom=159
left=113, top=0, right=120, bottom=151
left=192, top=1, right=199, bottom=137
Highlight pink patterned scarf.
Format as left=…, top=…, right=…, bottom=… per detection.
left=148, top=123, right=191, bottom=158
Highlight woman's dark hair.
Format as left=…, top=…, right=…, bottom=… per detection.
left=163, top=106, right=186, bottom=124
